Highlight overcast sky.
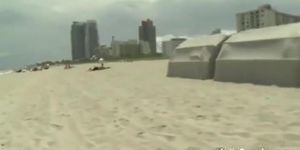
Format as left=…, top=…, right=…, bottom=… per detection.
left=1, top=0, right=300, bottom=69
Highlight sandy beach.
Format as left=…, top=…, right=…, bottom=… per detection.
left=0, top=60, right=300, bottom=150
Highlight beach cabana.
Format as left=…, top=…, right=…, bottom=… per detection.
left=214, top=23, right=300, bottom=87
left=167, top=34, right=228, bottom=79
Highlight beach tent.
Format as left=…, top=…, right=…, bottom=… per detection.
left=167, top=34, right=229, bottom=79
left=215, top=23, right=300, bottom=87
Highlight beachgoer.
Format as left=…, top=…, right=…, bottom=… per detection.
left=64, top=64, right=72, bottom=69
left=99, top=58, right=104, bottom=68
left=89, top=66, right=101, bottom=71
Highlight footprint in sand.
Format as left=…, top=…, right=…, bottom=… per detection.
left=221, top=131, right=251, bottom=138
left=113, top=118, right=130, bottom=128
left=133, top=107, right=139, bottom=112
left=114, top=124, right=121, bottom=129
left=112, top=107, right=119, bottom=113
left=154, top=110, right=168, bottom=115
left=212, top=114, right=222, bottom=122
left=150, top=125, right=167, bottom=132
left=160, top=111, right=168, bottom=115
left=24, top=117, right=38, bottom=121
left=59, top=113, right=71, bottom=117
left=196, top=115, right=207, bottom=120
left=118, top=118, right=130, bottom=126
left=148, top=125, right=177, bottom=142
left=156, top=103, right=162, bottom=107
left=186, top=146, right=201, bottom=150
left=33, top=138, right=42, bottom=146
left=50, top=123, right=64, bottom=131
left=85, top=142, right=96, bottom=148
left=35, top=129, right=49, bottom=137
left=150, top=132, right=176, bottom=142
left=203, top=131, right=217, bottom=137
left=160, top=134, right=176, bottom=142
left=287, top=121, right=300, bottom=127
left=283, top=133, right=300, bottom=141
left=141, top=116, right=154, bottom=123
left=0, top=139, right=11, bottom=148
left=194, top=105, right=201, bottom=108
left=136, top=131, right=145, bottom=138
left=47, top=140, right=57, bottom=147
left=227, top=106, right=246, bottom=113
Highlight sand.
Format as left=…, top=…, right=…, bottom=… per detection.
left=0, top=60, right=300, bottom=150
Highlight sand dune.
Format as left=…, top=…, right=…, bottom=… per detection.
left=0, top=60, right=300, bottom=150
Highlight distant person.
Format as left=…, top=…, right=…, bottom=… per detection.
left=64, top=64, right=72, bottom=70
left=43, top=64, right=50, bottom=70
left=99, top=58, right=104, bottom=68
left=88, top=65, right=110, bottom=71
left=90, top=55, right=98, bottom=61
left=88, top=66, right=100, bottom=71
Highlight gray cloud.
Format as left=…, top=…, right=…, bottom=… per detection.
left=0, top=10, right=30, bottom=25
left=0, top=0, right=300, bottom=69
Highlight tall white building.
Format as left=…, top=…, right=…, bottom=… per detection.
left=111, top=40, right=141, bottom=58
left=236, top=4, right=300, bottom=32
left=111, top=40, right=123, bottom=58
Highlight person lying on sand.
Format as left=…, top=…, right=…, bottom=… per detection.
left=43, top=64, right=50, bottom=70
left=88, top=66, right=101, bottom=71
left=31, top=66, right=42, bottom=72
left=88, top=66, right=110, bottom=71
left=15, top=69, right=26, bottom=73
left=15, top=69, right=22, bottom=73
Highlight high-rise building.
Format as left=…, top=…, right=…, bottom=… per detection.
left=71, top=22, right=86, bottom=60
left=139, top=19, right=157, bottom=55
left=162, top=38, right=186, bottom=58
left=84, top=20, right=99, bottom=58
left=71, top=20, right=99, bottom=60
left=236, top=4, right=300, bottom=32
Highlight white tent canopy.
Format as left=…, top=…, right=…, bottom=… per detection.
left=176, top=34, right=228, bottom=49
left=226, top=23, right=300, bottom=43
left=167, top=34, right=228, bottom=79
left=215, top=23, right=300, bottom=87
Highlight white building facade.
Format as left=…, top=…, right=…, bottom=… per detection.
left=236, top=4, right=300, bottom=32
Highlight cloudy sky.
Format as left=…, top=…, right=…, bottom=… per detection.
left=0, top=0, right=300, bottom=69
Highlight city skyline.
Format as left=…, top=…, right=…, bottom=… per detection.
left=1, top=0, right=300, bottom=69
